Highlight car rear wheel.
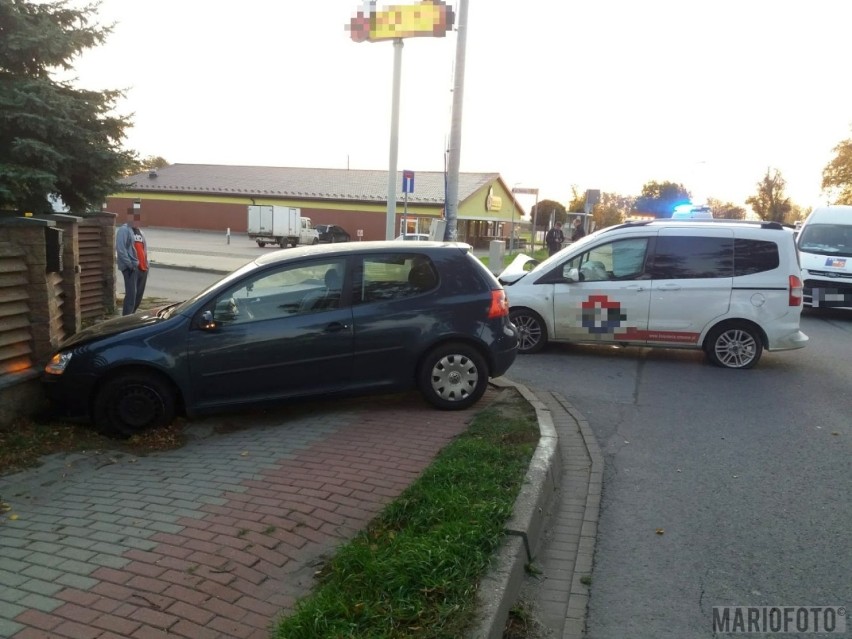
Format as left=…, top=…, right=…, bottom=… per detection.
left=93, top=370, right=176, bottom=437
left=509, top=309, right=547, bottom=354
left=418, top=343, right=489, bottom=410
left=705, top=322, right=763, bottom=369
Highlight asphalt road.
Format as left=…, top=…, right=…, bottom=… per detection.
left=507, top=309, right=851, bottom=638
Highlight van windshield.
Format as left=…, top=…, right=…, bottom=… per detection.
left=798, top=223, right=852, bottom=257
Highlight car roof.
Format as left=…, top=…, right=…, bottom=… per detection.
left=254, top=240, right=470, bottom=266
left=611, top=219, right=788, bottom=232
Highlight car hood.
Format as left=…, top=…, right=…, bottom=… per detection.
left=59, top=303, right=181, bottom=350
left=498, top=253, right=539, bottom=284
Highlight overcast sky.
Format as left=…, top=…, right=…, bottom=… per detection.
left=68, top=0, right=852, bottom=212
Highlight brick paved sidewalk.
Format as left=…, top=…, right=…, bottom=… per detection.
left=0, top=390, right=497, bottom=639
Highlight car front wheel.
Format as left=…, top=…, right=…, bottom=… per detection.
left=509, top=309, right=547, bottom=354
left=418, top=343, right=489, bottom=410
left=93, top=370, right=176, bottom=437
left=705, top=322, right=763, bottom=369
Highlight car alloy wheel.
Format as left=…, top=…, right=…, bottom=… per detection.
left=706, top=322, right=763, bottom=369
left=509, top=309, right=547, bottom=354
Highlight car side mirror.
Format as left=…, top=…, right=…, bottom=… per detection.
left=199, top=310, right=217, bottom=330
left=565, top=267, right=580, bottom=283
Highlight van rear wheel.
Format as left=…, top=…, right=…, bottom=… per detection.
left=705, top=322, right=763, bottom=369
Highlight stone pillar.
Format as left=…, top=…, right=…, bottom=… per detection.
left=46, top=214, right=83, bottom=336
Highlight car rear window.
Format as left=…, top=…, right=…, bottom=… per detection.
left=733, top=239, right=780, bottom=275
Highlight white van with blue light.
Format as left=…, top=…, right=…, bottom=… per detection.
left=796, top=204, right=852, bottom=309
left=500, top=219, right=808, bottom=369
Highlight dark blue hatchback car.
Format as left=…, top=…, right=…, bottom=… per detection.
left=43, top=242, right=518, bottom=437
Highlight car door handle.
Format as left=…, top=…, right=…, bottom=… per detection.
left=624, top=284, right=646, bottom=292
left=324, top=322, right=350, bottom=332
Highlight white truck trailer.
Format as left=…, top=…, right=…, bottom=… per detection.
left=247, top=205, right=319, bottom=248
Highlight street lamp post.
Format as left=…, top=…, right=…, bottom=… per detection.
left=512, top=186, right=539, bottom=252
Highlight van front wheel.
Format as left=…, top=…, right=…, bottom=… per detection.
left=705, top=322, right=763, bottom=369
left=509, top=309, right=547, bottom=354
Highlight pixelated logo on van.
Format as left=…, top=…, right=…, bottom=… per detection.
left=581, top=295, right=626, bottom=334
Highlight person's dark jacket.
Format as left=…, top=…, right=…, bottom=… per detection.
left=545, top=226, right=564, bottom=252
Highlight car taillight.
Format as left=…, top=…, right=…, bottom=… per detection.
left=488, top=289, right=510, bottom=318
left=789, top=274, right=803, bottom=306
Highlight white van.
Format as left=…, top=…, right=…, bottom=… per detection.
left=499, top=219, right=808, bottom=369
left=796, top=205, right=852, bottom=309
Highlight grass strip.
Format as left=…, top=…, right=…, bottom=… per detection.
left=273, top=393, right=539, bottom=639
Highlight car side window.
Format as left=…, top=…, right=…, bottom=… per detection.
left=648, top=236, right=733, bottom=279
left=355, top=254, right=439, bottom=303
left=562, top=238, right=649, bottom=282
left=209, top=259, right=346, bottom=323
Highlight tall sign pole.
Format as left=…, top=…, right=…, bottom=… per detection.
left=443, top=0, right=468, bottom=240
left=347, top=1, right=456, bottom=240
left=386, top=39, right=403, bottom=239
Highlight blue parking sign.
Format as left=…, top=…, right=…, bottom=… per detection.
left=402, top=170, right=415, bottom=194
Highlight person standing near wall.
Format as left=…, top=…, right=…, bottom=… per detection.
left=116, top=210, right=149, bottom=315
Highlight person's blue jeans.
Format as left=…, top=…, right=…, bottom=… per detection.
left=121, top=268, right=148, bottom=315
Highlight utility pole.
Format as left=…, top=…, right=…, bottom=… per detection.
left=385, top=39, right=403, bottom=240
left=444, top=0, right=468, bottom=240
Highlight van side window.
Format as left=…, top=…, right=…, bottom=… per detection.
left=649, top=236, right=734, bottom=279
left=734, top=239, right=780, bottom=275
left=563, top=238, right=649, bottom=281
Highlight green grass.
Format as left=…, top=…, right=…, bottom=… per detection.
left=273, top=394, right=539, bottom=639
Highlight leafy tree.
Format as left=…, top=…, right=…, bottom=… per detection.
left=123, top=155, right=170, bottom=177
left=745, top=168, right=792, bottom=223
left=707, top=197, right=746, bottom=220
left=0, top=0, right=136, bottom=214
left=531, top=199, right=566, bottom=231
left=634, top=180, right=691, bottom=217
left=592, top=192, right=633, bottom=229
left=821, top=131, right=852, bottom=204
left=566, top=185, right=585, bottom=213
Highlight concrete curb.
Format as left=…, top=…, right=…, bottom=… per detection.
left=471, top=378, right=561, bottom=639
left=471, top=377, right=603, bottom=639
left=148, top=258, right=231, bottom=275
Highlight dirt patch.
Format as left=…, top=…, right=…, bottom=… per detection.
left=0, top=417, right=188, bottom=478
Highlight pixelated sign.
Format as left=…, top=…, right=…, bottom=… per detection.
left=347, top=0, right=455, bottom=43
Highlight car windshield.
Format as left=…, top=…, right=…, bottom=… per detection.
left=525, top=227, right=607, bottom=273
left=798, top=223, right=852, bottom=257
left=170, top=259, right=261, bottom=315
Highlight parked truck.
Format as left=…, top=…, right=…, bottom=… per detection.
left=247, top=205, right=319, bottom=248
